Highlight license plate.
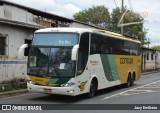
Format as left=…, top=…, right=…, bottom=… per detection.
left=44, top=88, right=52, bottom=93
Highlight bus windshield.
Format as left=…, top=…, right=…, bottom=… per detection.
left=32, top=33, right=78, bottom=46
left=28, top=33, right=78, bottom=78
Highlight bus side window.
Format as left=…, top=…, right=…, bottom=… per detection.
left=90, top=33, right=101, bottom=54
left=77, top=33, right=89, bottom=75
left=91, top=43, right=96, bottom=54
left=101, top=41, right=109, bottom=54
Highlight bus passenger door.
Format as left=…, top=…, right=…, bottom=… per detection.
left=76, top=33, right=90, bottom=93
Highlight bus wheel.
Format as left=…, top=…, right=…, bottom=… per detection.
left=130, top=73, right=135, bottom=86
left=88, top=79, right=97, bottom=98
left=125, top=74, right=131, bottom=87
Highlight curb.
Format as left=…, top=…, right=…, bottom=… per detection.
left=141, top=71, right=160, bottom=75
left=0, top=89, right=28, bottom=99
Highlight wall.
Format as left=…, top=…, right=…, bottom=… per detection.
left=0, top=4, right=4, bottom=18
left=0, top=23, right=34, bottom=56
left=142, top=49, right=156, bottom=71
left=156, top=51, right=160, bottom=69
left=1, top=4, right=33, bottom=25
left=0, top=4, right=58, bottom=28
left=0, top=23, right=35, bottom=83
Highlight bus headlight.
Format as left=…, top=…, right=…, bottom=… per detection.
left=27, top=80, right=36, bottom=84
left=61, top=83, right=75, bottom=87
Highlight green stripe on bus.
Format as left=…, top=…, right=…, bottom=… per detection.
left=48, top=78, right=59, bottom=84
left=48, top=78, right=70, bottom=84
left=100, top=54, right=120, bottom=81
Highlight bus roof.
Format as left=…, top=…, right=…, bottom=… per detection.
left=95, top=29, right=141, bottom=43
left=35, top=27, right=94, bottom=34
left=35, top=27, right=141, bottom=43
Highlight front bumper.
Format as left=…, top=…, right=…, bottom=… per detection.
left=27, top=82, right=76, bottom=96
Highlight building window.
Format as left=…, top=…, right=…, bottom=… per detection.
left=147, top=53, right=149, bottom=60
left=0, top=36, right=6, bottom=55
left=151, top=53, right=154, bottom=60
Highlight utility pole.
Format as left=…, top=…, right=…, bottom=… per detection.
left=118, top=0, right=143, bottom=37
left=121, top=0, right=124, bottom=35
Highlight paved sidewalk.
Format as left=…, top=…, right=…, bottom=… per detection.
left=141, top=70, right=160, bottom=75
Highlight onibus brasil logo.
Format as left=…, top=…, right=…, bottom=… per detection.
left=1, top=105, right=42, bottom=111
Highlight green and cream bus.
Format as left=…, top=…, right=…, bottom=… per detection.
left=18, top=27, right=141, bottom=97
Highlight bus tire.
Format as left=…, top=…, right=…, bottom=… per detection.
left=88, top=78, right=98, bottom=98
left=125, top=74, right=131, bottom=87
left=131, top=73, right=135, bottom=86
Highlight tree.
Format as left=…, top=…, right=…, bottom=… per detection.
left=73, top=6, right=147, bottom=45
left=109, top=7, right=121, bottom=32
left=151, top=45, right=160, bottom=51
left=73, top=5, right=110, bottom=28
left=110, top=7, right=147, bottom=45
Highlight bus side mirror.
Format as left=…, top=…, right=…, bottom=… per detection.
left=71, top=44, right=79, bottom=61
left=17, top=44, right=28, bottom=60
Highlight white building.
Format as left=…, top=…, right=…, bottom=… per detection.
left=156, top=50, right=160, bottom=69
left=142, top=47, right=160, bottom=71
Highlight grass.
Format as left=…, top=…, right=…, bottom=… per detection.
left=0, top=83, right=27, bottom=92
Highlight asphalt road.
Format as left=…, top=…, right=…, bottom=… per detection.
left=1, top=72, right=160, bottom=113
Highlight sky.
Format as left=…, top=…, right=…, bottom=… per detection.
left=6, top=0, right=160, bottom=47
